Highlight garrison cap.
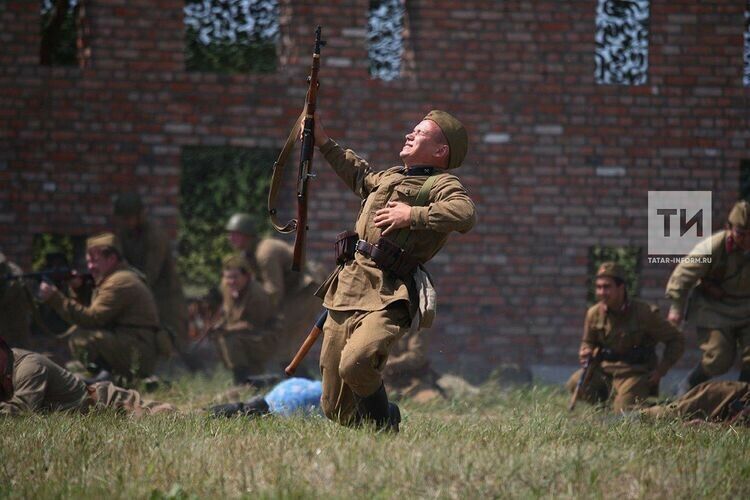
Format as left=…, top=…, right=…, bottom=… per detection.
left=225, top=213, right=256, bottom=235
left=424, top=110, right=468, bottom=170
left=113, top=192, right=144, bottom=216
left=86, top=232, right=123, bottom=256
left=222, top=253, right=251, bottom=274
left=728, top=200, right=750, bottom=229
left=595, top=261, right=626, bottom=282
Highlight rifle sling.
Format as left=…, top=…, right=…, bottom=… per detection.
left=267, top=107, right=307, bottom=234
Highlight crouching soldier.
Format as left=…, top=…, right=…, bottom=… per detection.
left=566, top=262, right=685, bottom=412
left=0, top=338, right=173, bottom=416
left=38, top=233, right=166, bottom=383
left=384, top=329, right=445, bottom=403
left=209, top=255, right=275, bottom=384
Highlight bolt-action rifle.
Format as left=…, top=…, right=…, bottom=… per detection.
left=568, top=347, right=602, bottom=411
left=268, top=26, right=326, bottom=272
left=4, top=267, right=94, bottom=287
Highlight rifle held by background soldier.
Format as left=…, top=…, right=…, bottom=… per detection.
left=569, top=346, right=602, bottom=411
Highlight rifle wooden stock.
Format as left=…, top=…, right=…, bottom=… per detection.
left=568, top=347, right=601, bottom=411
left=285, top=309, right=328, bottom=376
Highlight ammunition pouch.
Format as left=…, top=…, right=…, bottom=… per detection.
left=356, top=237, right=419, bottom=281
left=600, top=346, right=652, bottom=365
left=335, top=230, right=358, bottom=264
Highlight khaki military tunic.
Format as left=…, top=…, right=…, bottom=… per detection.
left=46, top=264, right=161, bottom=379
left=0, top=349, right=173, bottom=416
left=641, top=381, right=750, bottom=423
left=211, top=278, right=275, bottom=378
left=317, top=140, right=476, bottom=423
left=666, top=230, right=750, bottom=376
left=384, top=329, right=443, bottom=403
left=566, top=299, right=685, bottom=412
left=0, top=256, right=33, bottom=348
left=118, top=219, right=189, bottom=351
left=243, top=238, right=325, bottom=367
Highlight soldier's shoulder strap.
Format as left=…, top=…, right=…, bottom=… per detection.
left=394, top=173, right=444, bottom=248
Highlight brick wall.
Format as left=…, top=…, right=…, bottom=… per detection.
left=1, top=0, right=748, bottom=379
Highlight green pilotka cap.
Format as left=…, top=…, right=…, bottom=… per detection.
left=113, top=192, right=144, bottom=216
left=424, top=110, right=468, bottom=169
left=86, top=232, right=123, bottom=255
left=728, top=200, right=750, bottom=229
left=595, top=261, right=627, bottom=282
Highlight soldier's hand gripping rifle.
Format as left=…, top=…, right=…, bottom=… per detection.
left=568, top=346, right=602, bottom=411
left=268, top=26, right=326, bottom=272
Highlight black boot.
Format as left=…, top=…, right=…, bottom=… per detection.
left=739, top=368, right=750, bottom=383
left=209, top=396, right=270, bottom=418
left=357, top=383, right=400, bottom=432
left=677, top=364, right=710, bottom=396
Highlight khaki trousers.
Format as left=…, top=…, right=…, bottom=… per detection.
left=641, top=381, right=750, bottom=421
left=566, top=366, right=653, bottom=413
left=697, top=326, right=750, bottom=377
left=213, top=328, right=277, bottom=376
left=319, top=302, right=411, bottom=424
left=68, top=328, right=157, bottom=380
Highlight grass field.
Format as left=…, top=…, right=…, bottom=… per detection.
left=2, top=372, right=749, bottom=499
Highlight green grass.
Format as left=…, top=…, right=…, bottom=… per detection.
left=1, top=376, right=748, bottom=499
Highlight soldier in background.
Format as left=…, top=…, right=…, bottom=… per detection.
left=113, top=192, right=190, bottom=364
left=209, top=254, right=276, bottom=383
left=38, top=233, right=165, bottom=383
left=0, top=337, right=173, bottom=416
left=0, top=252, right=33, bottom=348
left=384, top=329, right=445, bottom=403
left=666, top=200, right=750, bottom=394
left=225, top=213, right=325, bottom=372
left=566, top=262, right=685, bottom=412
left=640, top=380, right=749, bottom=426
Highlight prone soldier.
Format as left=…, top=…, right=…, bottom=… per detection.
left=666, top=200, right=750, bottom=393
left=311, top=110, right=476, bottom=430
left=38, top=233, right=166, bottom=383
left=0, top=337, right=173, bottom=416
left=113, top=192, right=190, bottom=360
left=640, top=380, right=749, bottom=426
left=566, top=262, right=685, bottom=412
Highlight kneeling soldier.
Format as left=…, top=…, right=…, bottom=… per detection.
left=566, top=262, right=685, bottom=412
left=0, top=338, right=173, bottom=416
left=38, top=233, right=165, bottom=383
left=209, top=255, right=275, bottom=384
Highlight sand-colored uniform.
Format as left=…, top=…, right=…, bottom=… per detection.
left=0, top=256, right=33, bottom=348
left=211, top=278, right=276, bottom=377
left=384, top=329, right=443, bottom=402
left=0, top=349, right=173, bottom=415
left=243, top=238, right=325, bottom=366
left=316, top=139, right=476, bottom=422
left=566, top=299, right=685, bottom=412
left=641, top=381, right=750, bottom=423
left=666, top=230, right=750, bottom=377
left=118, top=219, right=189, bottom=351
left=46, top=264, right=162, bottom=379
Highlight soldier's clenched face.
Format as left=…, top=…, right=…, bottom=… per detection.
left=595, top=277, right=626, bottom=310
left=399, top=120, right=449, bottom=168
left=222, top=268, right=249, bottom=299
left=86, top=247, right=120, bottom=282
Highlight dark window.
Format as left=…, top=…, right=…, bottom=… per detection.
left=368, top=0, right=404, bottom=81
left=40, top=0, right=79, bottom=66
left=588, top=246, right=642, bottom=304
left=184, top=0, right=279, bottom=73
left=178, top=146, right=275, bottom=287
left=595, top=0, right=649, bottom=85
left=741, top=159, right=750, bottom=201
